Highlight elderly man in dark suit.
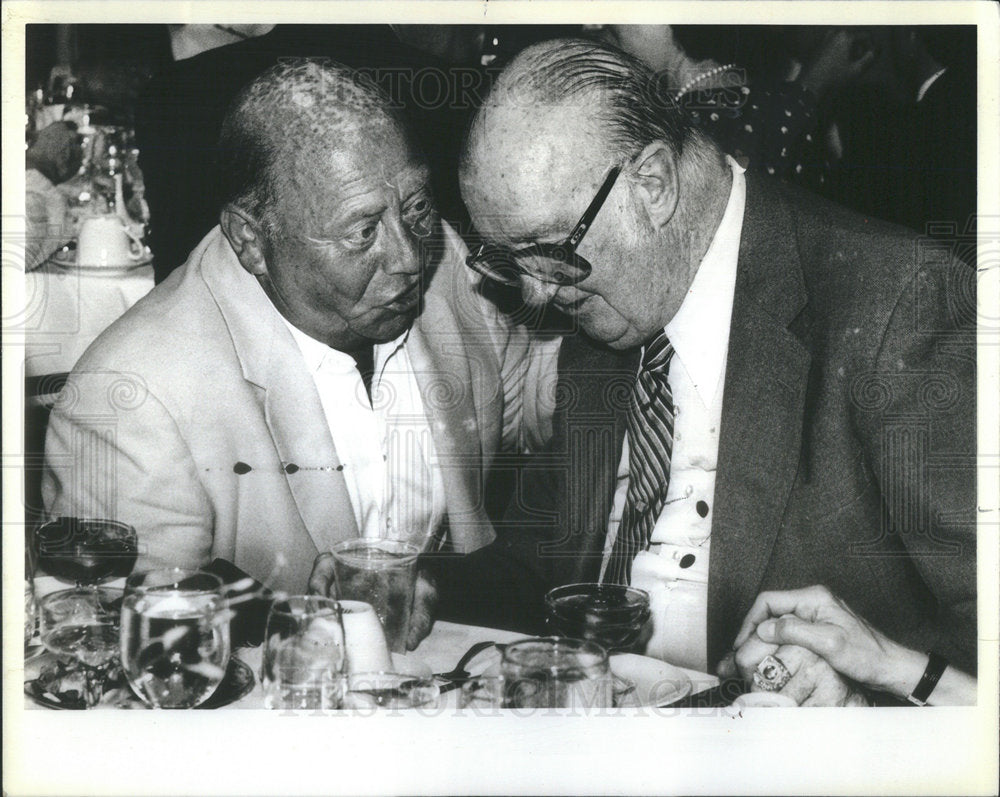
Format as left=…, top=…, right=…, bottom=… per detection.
left=453, top=39, right=975, bottom=705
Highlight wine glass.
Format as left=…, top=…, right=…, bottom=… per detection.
left=262, top=596, right=346, bottom=710
left=38, top=587, right=124, bottom=707
left=120, top=568, right=231, bottom=709
left=33, top=517, right=138, bottom=588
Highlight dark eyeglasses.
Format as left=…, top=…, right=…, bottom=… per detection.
left=466, top=165, right=622, bottom=288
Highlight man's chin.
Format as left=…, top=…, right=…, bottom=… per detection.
left=577, top=317, right=640, bottom=350
left=367, top=308, right=418, bottom=344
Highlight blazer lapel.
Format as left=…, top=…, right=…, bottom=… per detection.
left=199, top=228, right=359, bottom=554
left=408, top=290, right=494, bottom=552
left=707, top=177, right=811, bottom=665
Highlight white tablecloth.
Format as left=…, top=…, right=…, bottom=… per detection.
left=23, top=259, right=154, bottom=380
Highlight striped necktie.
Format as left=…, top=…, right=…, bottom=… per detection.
left=605, top=330, right=675, bottom=585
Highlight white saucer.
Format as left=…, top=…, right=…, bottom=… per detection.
left=51, top=246, right=153, bottom=271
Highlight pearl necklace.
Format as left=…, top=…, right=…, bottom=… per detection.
left=673, top=62, right=738, bottom=103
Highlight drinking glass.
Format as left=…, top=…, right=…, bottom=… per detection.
left=262, top=596, right=345, bottom=710
left=500, top=637, right=613, bottom=709
left=38, top=587, right=124, bottom=707
left=544, top=583, right=651, bottom=653
left=330, top=539, right=419, bottom=653
left=120, top=569, right=231, bottom=708
left=34, top=517, right=138, bottom=587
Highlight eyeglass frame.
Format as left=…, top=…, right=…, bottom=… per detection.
left=465, top=164, right=623, bottom=287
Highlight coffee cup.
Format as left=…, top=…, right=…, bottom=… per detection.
left=77, top=215, right=145, bottom=267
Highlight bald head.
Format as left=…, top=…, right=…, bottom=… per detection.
left=218, top=58, right=408, bottom=242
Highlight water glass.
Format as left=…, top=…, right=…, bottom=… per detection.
left=500, top=637, right=613, bottom=709
left=120, top=569, right=231, bottom=709
left=262, top=596, right=345, bottom=710
left=38, top=586, right=124, bottom=707
left=330, top=539, right=419, bottom=653
left=545, top=583, right=651, bottom=652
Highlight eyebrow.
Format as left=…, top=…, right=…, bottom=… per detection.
left=318, top=169, right=434, bottom=236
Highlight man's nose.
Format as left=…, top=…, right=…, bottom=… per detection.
left=383, top=215, right=422, bottom=275
left=520, top=274, right=560, bottom=307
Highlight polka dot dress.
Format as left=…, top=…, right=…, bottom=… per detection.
left=677, top=79, right=832, bottom=190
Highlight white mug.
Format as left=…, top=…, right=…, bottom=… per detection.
left=77, top=215, right=145, bottom=266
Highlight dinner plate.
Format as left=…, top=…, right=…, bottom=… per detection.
left=467, top=645, right=692, bottom=708
left=50, top=245, right=153, bottom=271
left=609, top=652, right=692, bottom=707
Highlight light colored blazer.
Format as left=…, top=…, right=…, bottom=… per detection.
left=43, top=222, right=544, bottom=594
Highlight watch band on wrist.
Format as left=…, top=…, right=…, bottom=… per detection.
left=906, top=651, right=948, bottom=706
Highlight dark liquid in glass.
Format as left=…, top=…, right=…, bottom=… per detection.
left=35, top=518, right=138, bottom=584
left=545, top=586, right=650, bottom=652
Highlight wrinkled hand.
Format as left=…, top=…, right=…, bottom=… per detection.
left=307, top=552, right=337, bottom=598
left=720, top=632, right=869, bottom=706
left=406, top=569, right=438, bottom=651
left=725, top=585, right=915, bottom=694
left=306, top=552, right=437, bottom=651
left=799, top=29, right=877, bottom=99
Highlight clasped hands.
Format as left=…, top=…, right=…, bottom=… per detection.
left=717, top=584, right=915, bottom=706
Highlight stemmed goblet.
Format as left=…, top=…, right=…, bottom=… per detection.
left=30, top=517, right=139, bottom=706
left=37, top=586, right=123, bottom=707
left=33, top=517, right=138, bottom=588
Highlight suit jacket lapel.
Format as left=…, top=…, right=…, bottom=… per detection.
left=707, top=176, right=811, bottom=665
left=544, top=331, right=638, bottom=585
left=198, top=228, right=359, bottom=554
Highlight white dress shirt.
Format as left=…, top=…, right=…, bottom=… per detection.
left=281, top=319, right=446, bottom=550
left=601, top=157, right=746, bottom=672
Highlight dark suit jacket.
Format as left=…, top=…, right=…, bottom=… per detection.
left=434, top=174, right=977, bottom=675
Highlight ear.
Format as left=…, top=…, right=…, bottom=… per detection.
left=630, top=142, right=679, bottom=229
left=220, top=204, right=268, bottom=276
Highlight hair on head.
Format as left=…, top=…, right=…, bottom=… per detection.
left=476, top=38, right=700, bottom=164
left=217, top=57, right=403, bottom=242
